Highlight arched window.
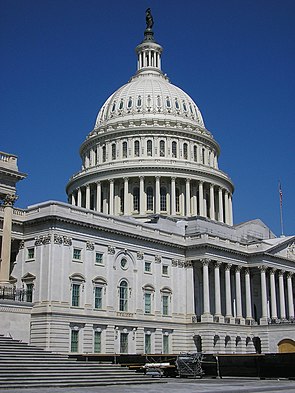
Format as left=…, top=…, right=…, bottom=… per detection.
left=120, top=188, right=124, bottom=213
left=127, top=96, right=133, bottom=109
left=166, top=96, right=171, bottom=108
left=137, top=95, right=142, bottom=108
left=102, top=146, right=106, bottom=162
left=111, top=101, right=116, bottom=112
left=122, top=141, right=127, bottom=158
left=133, top=187, right=139, bottom=212
left=134, top=140, right=140, bottom=157
left=183, top=143, right=188, bottom=160
left=147, top=140, right=152, bottom=156
left=172, top=141, right=177, bottom=158
left=202, top=147, right=205, bottom=164
left=175, top=98, right=179, bottom=110
left=160, top=187, right=167, bottom=211
left=176, top=188, right=180, bottom=213
left=183, top=101, right=187, bottom=112
left=112, top=143, right=116, bottom=160
left=146, top=186, right=154, bottom=211
left=160, top=140, right=165, bottom=157
left=119, top=99, right=124, bottom=110
left=193, top=145, right=198, bottom=162
left=119, top=280, right=128, bottom=312
left=157, top=95, right=161, bottom=108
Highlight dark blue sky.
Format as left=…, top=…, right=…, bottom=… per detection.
left=1, top=0, right=294, bottom=236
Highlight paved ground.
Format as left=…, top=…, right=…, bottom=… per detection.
left=3, top=378, right=295, bottom=393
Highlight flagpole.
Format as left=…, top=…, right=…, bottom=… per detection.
left=279, top=181, right=284, bottom=237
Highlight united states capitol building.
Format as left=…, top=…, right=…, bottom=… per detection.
left=1, top=11, right=295, bottom=355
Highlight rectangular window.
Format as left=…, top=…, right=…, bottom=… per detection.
left=27, top=248, right=35, bottom=260
left=73, top=248, right=81, bottom=261
left=71, top=330, right=79, bottom=352
left=94, top=331, right=101, bottom=353
left=120, top=332, right=128, bottom=353
left=94, top=287, right=102, bottom=309
left=95, top=252, right=103, bottom=265
left=163, top=334, right=169, bottom=354
left=162, top=295, right=169, bottom=316
left=144, top=293, right=151, bottom=314
left=144, top=261, right=151, bottom=273
left=72, top=283, right=80, bottom=307
left=162, top=265, right=169, bottom=275
left=145, top=333, right=151, bottom=354
left=26, top=283, right=33, bottom=302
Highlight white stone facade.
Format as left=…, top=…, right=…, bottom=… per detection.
left=0, top=17, right=294, bottom=355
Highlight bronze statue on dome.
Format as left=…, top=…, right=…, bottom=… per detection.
left=145, top=8, right=154, bottom=30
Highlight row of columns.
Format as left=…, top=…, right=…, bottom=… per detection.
left=70, top=177, right=233, bottom=224
left=201, top=260, right=295, bottom=324
left=83, top=140, right=218, bottom=170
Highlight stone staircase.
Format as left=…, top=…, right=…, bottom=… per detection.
left=0, top=335, right=163, bottom=388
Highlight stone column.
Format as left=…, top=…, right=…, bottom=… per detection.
left=77, top=188, right=82, bottom=207
left=86, top=184, right=91, bottom=209
left=235, top=266, right=243, bottom=320
left=245, top=268, right=253, bottom=320
left=214, top=262, right=222, bottom=319
left=0, top=194, right=18, bottom=285
left=124, top=177, right=129, bottom=215
left=171, top=177, right=176, bottom=216
left=198, top=181, right=204, bottom=217
left=155, top=176, right=160, bottom=214
left=109, top=179, right=114, bottom=215
left=270, top=268, right=278, bottom=319
left=209, top=184, right=215, bottom=220
left=287, top=273, right=294, bottom=319
left=192, top=184, right=197, bottom=216
left=225, top=264, right=232, bottom=318
left=279, top=270, right=286, bottom=319
left=224, top=191, right=229, bottom=224
left=201, top=259, right=212, bottom=322
left=228, top=194, right=233, bottom=225
left=185, top=178, right=191, bottom=217
left=96, top=181, right=101, bottom=212
left=218, top=187, right=224, bottom=223
left=139, top=176, right=145, bottom=215
left=71, top=193, right=75, bottom=206
left=259, top=266, right=268, bottom=323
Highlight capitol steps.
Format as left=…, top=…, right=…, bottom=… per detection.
left=0, top=336, right=163, bottom=388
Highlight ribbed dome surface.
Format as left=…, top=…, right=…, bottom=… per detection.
left=95, top=71, right=205, bottom=129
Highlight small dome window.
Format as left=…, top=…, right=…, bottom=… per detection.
left=166, top=96, right=171, bottom=108
left=111, top=102, right=116, bottom=112
left=137, top=95, right=142, bottom=107
left=175, top=98, right=179, bottom=110
left=147, top=95, right=152, bottom=110
left=182, top=101, right=187, bottom=112
left=119, top=99, right=124, bottom=110
left=189, top=102, right=194, bottom=114
left=127, top=97, right=133, bottom=109
left=157, top=95, right=161, bottom=107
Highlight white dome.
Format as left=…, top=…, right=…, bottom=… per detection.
left=95, top=71, right=204, bottom=129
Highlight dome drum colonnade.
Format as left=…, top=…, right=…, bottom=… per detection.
left=66, top=14, right=234, bottom=224
left=194, top=259, right=295, bottom=325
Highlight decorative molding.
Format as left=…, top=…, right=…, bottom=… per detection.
left=86, top=241, right=95, bottom=251
left=108, top=245, right=115, bottom=255
left=172, top=258, right=191, bottom=268
left=1, top=194, right=18, bottom=207
left=155, top=255, right=162, bottom=263
left=35, top=234, right=51, bottom=246
left=136, top=251, right=144, bottom=260
left=53, top=234, right=72, bottom=246
left=287, top=243, right=295, bottom=260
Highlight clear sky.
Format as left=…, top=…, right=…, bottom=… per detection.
left=1, top=0, right=294, bottom=236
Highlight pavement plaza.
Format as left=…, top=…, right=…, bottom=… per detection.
left=3, top=378, right=295, bottom=393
